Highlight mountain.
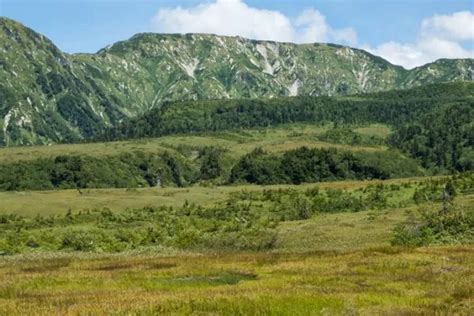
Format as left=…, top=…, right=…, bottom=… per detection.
left=0, top=17, right=473, bottom=145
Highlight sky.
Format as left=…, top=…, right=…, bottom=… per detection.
left=1, top=0, right=473, bottom=69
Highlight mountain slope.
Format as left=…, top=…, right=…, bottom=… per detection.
left=0, top=17, right=130, bottom=145
left=0, top=17, right=472, bottom=145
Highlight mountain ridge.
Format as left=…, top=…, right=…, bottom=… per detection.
left=97, top=31, right=472, bottom=72
left=0, top=17, right=472, bottom=145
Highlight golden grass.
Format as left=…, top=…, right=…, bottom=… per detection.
left=0, top=245, right=472, bottom=315
left=276, top=207, right=409, bottom=252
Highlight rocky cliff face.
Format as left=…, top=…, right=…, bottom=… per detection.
left=1, top=17, right=472, bottom=145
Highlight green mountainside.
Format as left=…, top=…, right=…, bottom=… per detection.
left=0, top=82, right=470, bottom=193
left=1, top=17, right=473, bottom=145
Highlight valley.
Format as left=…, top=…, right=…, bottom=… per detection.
left=0, top=11, right=473, bottom=315
left=0, top=117, right=472, bottom=314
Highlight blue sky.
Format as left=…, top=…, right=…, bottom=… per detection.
left=1, top=0, right=473, bottom=68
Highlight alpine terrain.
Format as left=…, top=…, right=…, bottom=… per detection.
left=0, top=17, right=473, bottom=145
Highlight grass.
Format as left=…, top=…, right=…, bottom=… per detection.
left=354, top=124, right=392, bottom=138
left=0, top=175, right=472, bottom=314
left=0, top=123, right=389, bottom=164
left=276, top=207, right=409, bottom=252
left=0, top=176, right=431, bottom=216
left=0, top=245, right=472, bottom=315
left=0, top=123, right=471, bottom=314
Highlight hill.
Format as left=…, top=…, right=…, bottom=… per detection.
left=104, top=82, right=474, bottom=172
left=0, top=82, right=471, bottom=193
left=1, top=17, right=472, bottom=145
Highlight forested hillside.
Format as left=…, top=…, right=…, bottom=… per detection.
left=103, top=82, right=474, bottom=172
left=1, top=17, right=472, bottom=145
left=0, top=82, right=471, bottom=192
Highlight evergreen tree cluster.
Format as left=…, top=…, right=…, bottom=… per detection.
left=101, top=82, right=474, bottom=172
left=229, top=147, right=423, bottom=185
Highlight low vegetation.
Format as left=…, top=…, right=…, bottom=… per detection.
left=0, top=171, right=472, bottom=315
left=1, top=173, right=472, bottom=256
left=393, top=180, right=474, bottom=246
left=0, top=181, right=472, bottom=314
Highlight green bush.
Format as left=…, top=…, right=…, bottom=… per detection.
left=318, top=128, right=385, bottom=146
left=392, top=184, right=474, bottom=247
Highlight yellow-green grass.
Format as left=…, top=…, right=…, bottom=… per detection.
left=0, top=176, right=433, bottom=216
left=276, top=193, right=474, bottom=253
left=0, top=245, right=472, bottom=315
left=0, top=123, right=388, bottom=164
left=276, top=207, right=409, bottom=252
left=354, top=124, right=392, bottom=138
left=0, top=188, right=471, bottom=314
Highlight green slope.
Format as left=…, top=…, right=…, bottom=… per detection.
left=1, top=17, right=472, bottom=145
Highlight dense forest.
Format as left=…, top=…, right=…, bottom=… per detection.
left=389, top=102, right=474, bottom=172
left=0, top=151, right=198, bottom=191
left=229, top=147, right=423, bottom=185
left=0, top=146, right=424, bottom=191
left=100, top=82, right=474, bottom=172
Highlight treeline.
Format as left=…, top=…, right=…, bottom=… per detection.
left=229, top=147, right=423, bottom=185
left=101, top=93, right=462, bottom=140
left=99, top=82, right=474, bottom=172
left=389, top=101, right=474, bottom=172
left=0, top=146, right=423, bottom=191
left=0, top=151, right=199, bottom=191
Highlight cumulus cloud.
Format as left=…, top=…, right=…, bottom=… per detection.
left=294, top=9, right=357, bottom=45
left=151, top=0, right=357, bottom=46
left=151, top=1, right=473, bottom=69
left=367, top=11, right=474, bottom=69
left=421, top=11, right=474, bottom=41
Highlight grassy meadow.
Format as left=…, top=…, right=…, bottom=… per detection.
left=0, top=178, right=472, bottom=314
left=0, top=123, right=472, bottom=315
left=0, top=176, right=428, bottom=216
left=0, top=200, right=472, bottom=314
left=0, top=247, right=472, bottom=315
left=0, top=123, right=390, bottom=164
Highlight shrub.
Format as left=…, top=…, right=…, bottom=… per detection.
left=392, top=184, right=473, bottom=246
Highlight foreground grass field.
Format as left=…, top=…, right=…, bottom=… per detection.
left=1, top=245, right=472, bottom=315
left=0, top=123, right=471, bottom=314
left=0, top=188, right=472, bottom=314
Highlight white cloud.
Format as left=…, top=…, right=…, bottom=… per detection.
left=151, top=1, right=473, bottom=69
left=151, top=0, right=356, bottom=46
left=294, top=9, right=357, bottom=46
left=152, top=0, right=294, bottom=42
left=421, top=11, right=474, bottom=41
left=367, top=11, right=474, bottom=69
